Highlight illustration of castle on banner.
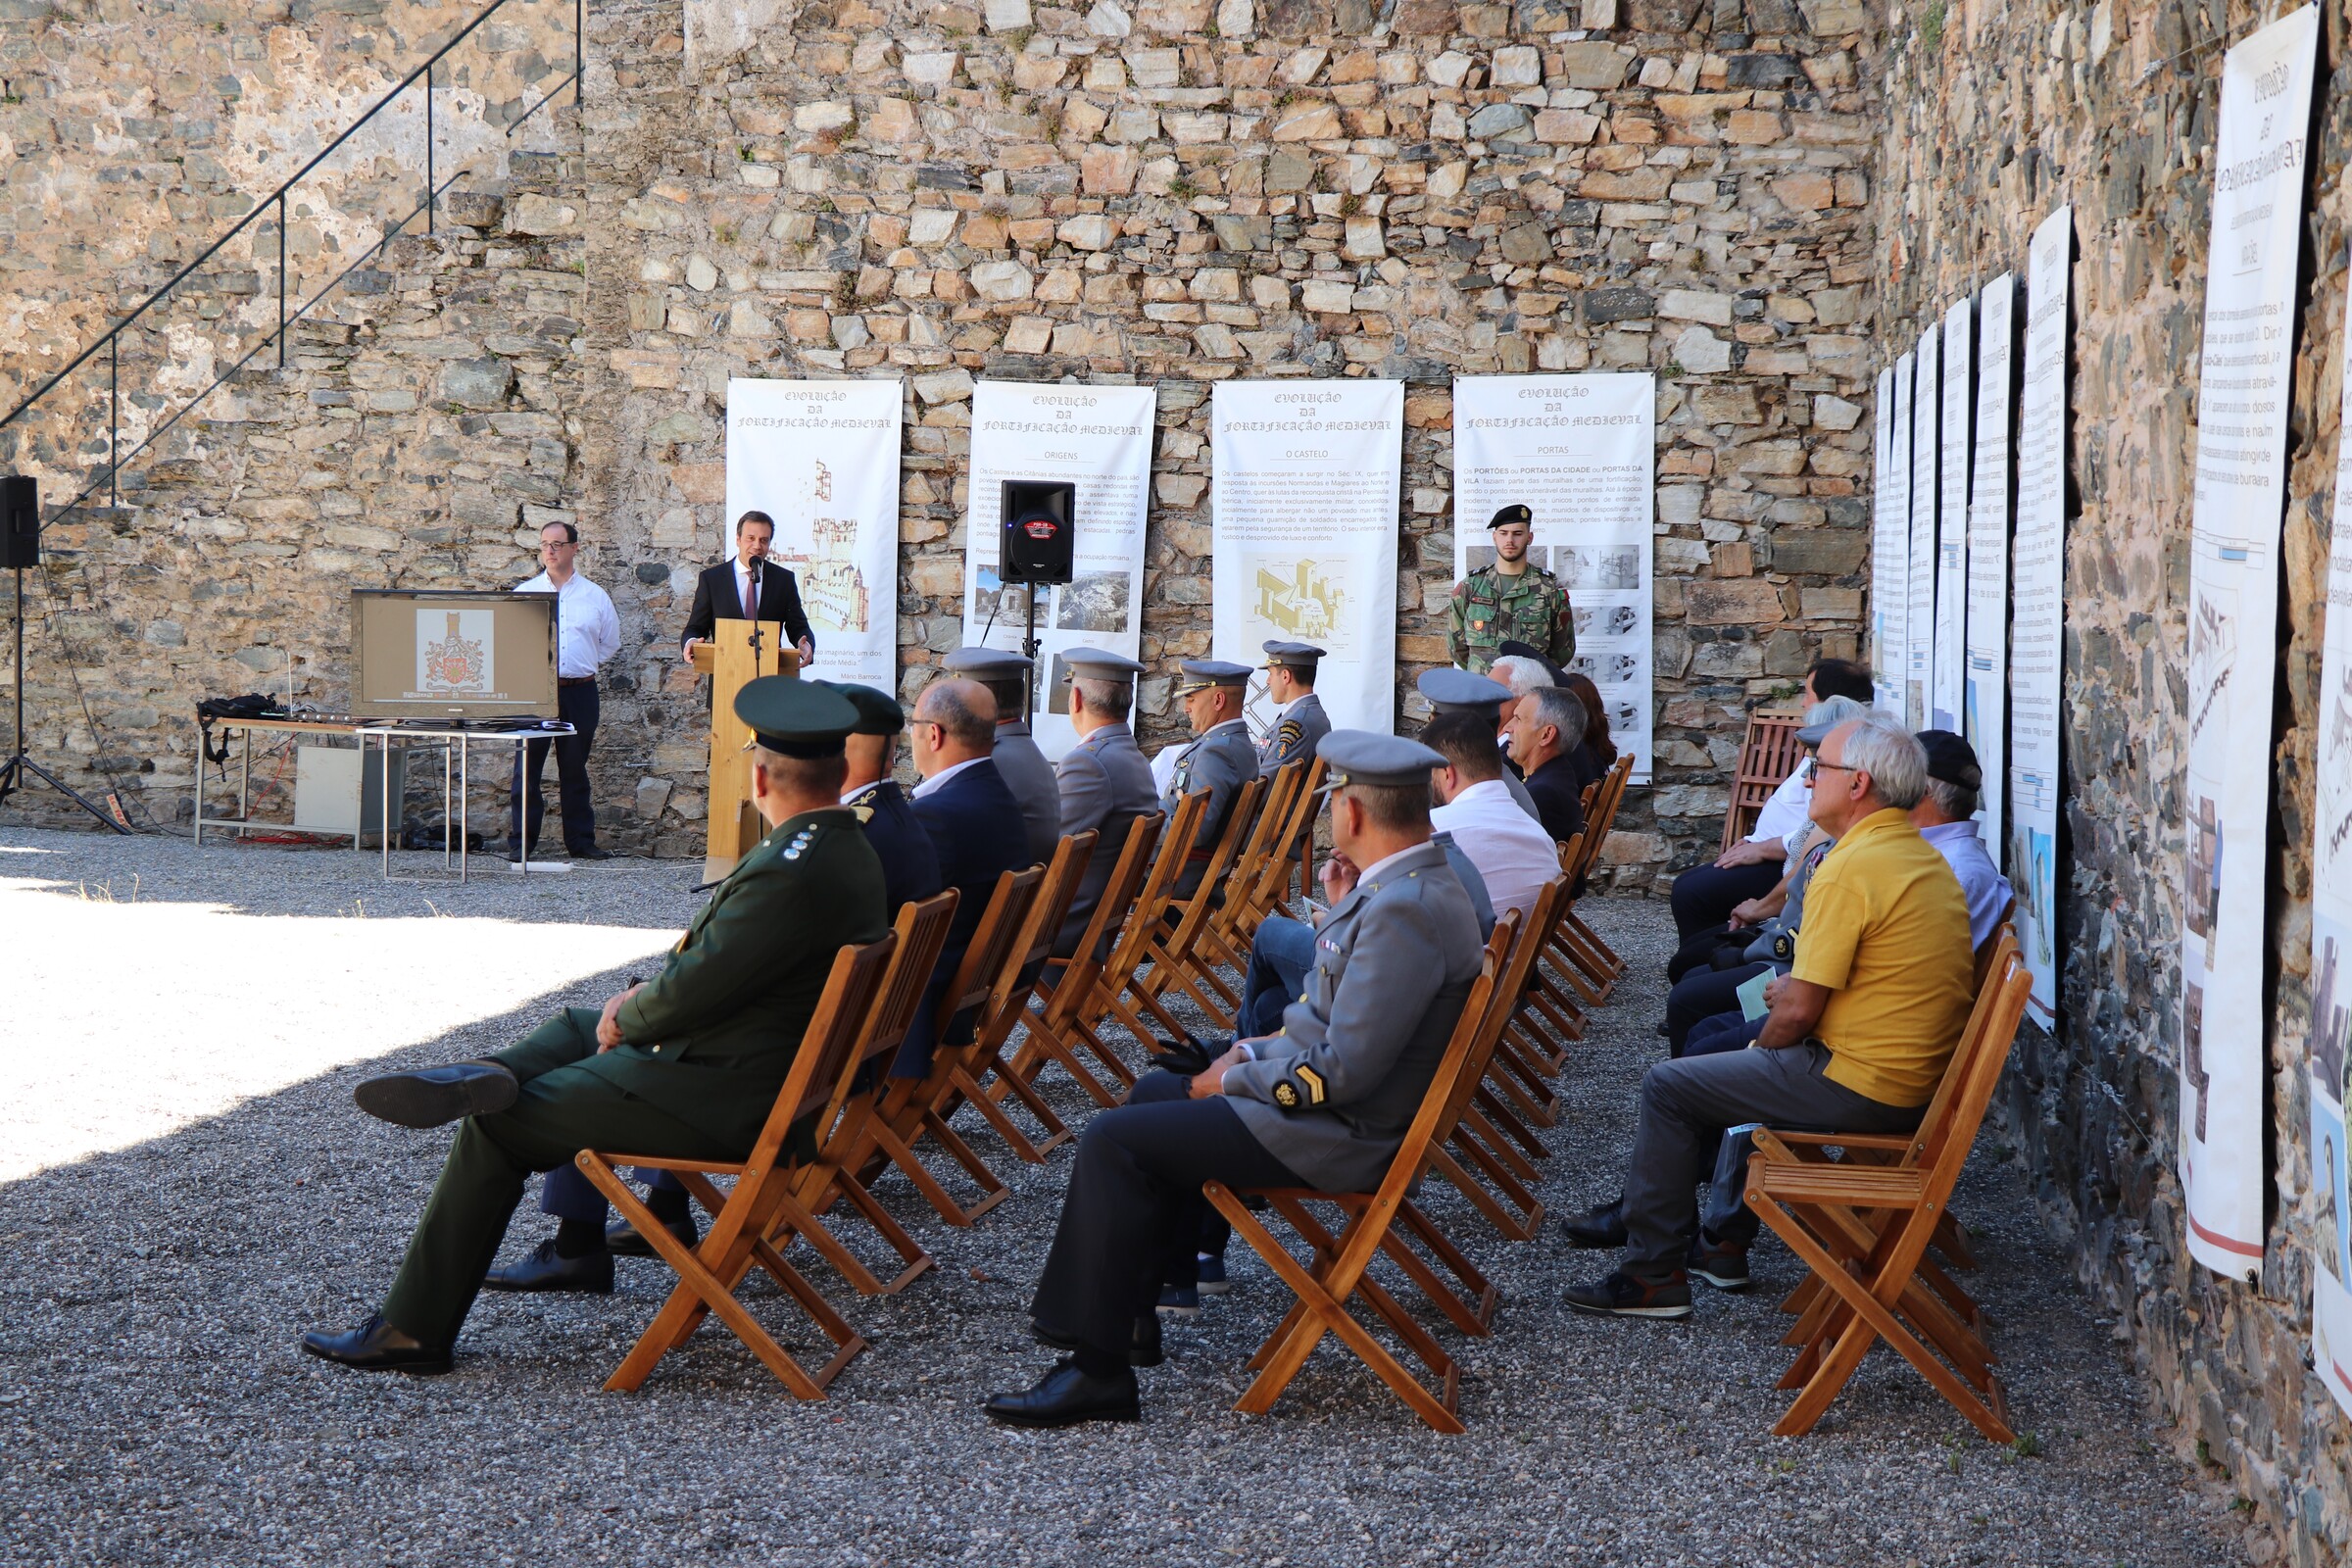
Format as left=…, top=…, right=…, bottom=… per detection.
left=1248, top=556, right=1355, bottom=655
left=776, top=458, right=870, bottom=634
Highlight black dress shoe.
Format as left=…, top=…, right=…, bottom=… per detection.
left=983, top=1358, right=1141, bottom=1428
left=570, top=845, right=615, bottom=861
left=606, top=1214, right=698, bottom=1258
left=481, top=1238, right=614, bottom=1294
left=353, top=1062, right=517, bottom=1130
left=1030, top=1313, right=1162, bottom=1368
left=1561, top=1197, right=1629, bottom=1250
left=301, top=1313, right=453, bottom=1374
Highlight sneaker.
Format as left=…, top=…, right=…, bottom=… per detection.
left=1560, top=1198, right=1629, bottom=1250
left=1687, top=1234, right=1750, bottom=1292
left=1195, top=1252, right=1229, bottom=1296
left=1155, top=1282, right=1201, bottom=1318
left=1563, top=1269, right=1693, bottom=1320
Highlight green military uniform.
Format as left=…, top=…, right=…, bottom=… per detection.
left=379, top=807, right=888, bottom=1347
left=1447, top=501, right=1576, bottom=674
left=1447, top=565, right=1576, bottom=674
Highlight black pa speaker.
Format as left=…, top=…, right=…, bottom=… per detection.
left=0, top=475, right=36, bottom=569
left=999, top=478, right=1075, bottom=586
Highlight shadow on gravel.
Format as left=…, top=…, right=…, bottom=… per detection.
left=0, top=894, right=2250, bottom=1568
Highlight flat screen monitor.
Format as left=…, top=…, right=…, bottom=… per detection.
left=351, top=589, right=561, bottom=720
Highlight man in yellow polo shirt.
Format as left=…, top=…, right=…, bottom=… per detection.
left=1563, top=712, right=1974, bottom=1319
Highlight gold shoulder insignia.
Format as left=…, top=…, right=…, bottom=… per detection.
left=1277, top=718, right=1303, bottom=747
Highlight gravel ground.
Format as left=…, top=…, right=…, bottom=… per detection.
left=0, top=824, right=2250, bottom=1567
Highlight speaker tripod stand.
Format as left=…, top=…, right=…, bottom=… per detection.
left=0, top=564, right=131, bottom=832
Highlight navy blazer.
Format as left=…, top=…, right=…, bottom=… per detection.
left=844, top=777, right=943, bottom=915
left=1524, top=754, right=1589, bottom=847
left=910, top=758, right=1034, bottom=986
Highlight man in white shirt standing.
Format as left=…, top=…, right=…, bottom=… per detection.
left=1668, top=658, right=1873, bottom=937
left=1423, top=710, right=1561, bottom=923
left=511, top=519, right=621, bottom=863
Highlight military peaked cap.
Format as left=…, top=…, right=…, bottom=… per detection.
left=1417, top=666, right=1514, bottom=720
left=1317, top=730, right=1447, bottom=790
left=1062, top=647, right=1147, bottom=681
left=1174, top=659, right=1252, bottom=695
left=816, top=680, right=906, bottom=737
left=1260, top=639, right=1327, bottom=672
left=735, top=675, right=860, bottom=759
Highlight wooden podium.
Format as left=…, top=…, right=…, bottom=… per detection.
left=687, top=617, right=801, bottom=882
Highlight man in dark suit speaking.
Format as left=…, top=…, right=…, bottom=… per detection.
left=681, top=510, right=815, bottom=667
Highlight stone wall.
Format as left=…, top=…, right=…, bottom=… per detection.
left=1873, top=1, right=2344, bottom=1562
left=570, top=0, right=1885, bottom=869
left=3, top=0, right=1886, bottom=878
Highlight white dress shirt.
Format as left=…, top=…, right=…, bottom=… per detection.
left=1746, top=759, right=1813, bottom=844
left=517, top=568, right=620, bottom=679
left=1431, top=776, right=1561, bottom=921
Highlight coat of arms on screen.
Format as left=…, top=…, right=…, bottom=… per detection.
left=417, top=610, right=494, bottom=697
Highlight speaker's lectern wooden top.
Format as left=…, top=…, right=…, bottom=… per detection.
left=690, top=617, right=800, bottom=884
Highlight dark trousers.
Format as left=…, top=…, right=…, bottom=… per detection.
left=1665, top=961, right=1768, bottom=1054
left=378, top=1008, right=730, bottom=1347
left=1619, top=1041, right=1921, bottom=1279
left=1030, top=1072, right=1299, bottom=1356
left=510, top=680, right=600, bottom=856
left=1667, top=859, right=1781, bottom=940
left=1240, top=915, right=1316, bottom=1039
left=539, top=1158, right=682, bottom=1222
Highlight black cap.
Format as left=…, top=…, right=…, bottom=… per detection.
left=1917, top=729, right=1984, bottom=792
left=816, top=680, right=906, bottom=737
left=733, top=676, right=859, bottom=759
left=1489, top=503, right=1533, bottom=529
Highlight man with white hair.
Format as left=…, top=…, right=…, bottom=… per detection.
left=1562, top=712, right=1976, bottom=1319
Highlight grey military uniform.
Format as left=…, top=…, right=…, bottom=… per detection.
left=1053, top=720, right=1159, bottom=953
left=992, top=718, right=1062, bottom=867
left=1258, top=692, right=1331, bottom=772
left=1221, top=838, right=1486, bottom=1192
left=1162, top=717, right=1260, bottom=898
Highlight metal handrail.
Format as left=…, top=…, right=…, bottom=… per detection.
left=0, top=0, right=582, bottom=513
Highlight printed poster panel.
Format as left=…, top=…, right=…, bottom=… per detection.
left=724, top=377, right=904, bottom=690
left=1967, top=272, right=2018, bottom=860
left=2012, top=210, right=2072, bottom=1026
left=1908, top=326, right=1939, bottom=727
left=2180, top=2, right=2317, bottom=1279
left=2307, top=263, right=2352, bottom=1418
left=1935, top=297, right=1974, bottom=733
left=960, top=381, right=1157, bottom=760
left=1882, top=354, right=1915, bottom=717
left=1211, top=380, right=1403, bottom=737
left=1452, top=373, right=1657, bottom=782
left=1872, top=366, right=1903, bottom=714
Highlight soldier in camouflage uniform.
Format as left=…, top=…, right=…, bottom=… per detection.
left=1447, top=502, right=1577, bottom=675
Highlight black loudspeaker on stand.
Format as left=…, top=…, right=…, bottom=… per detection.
left=998, top=479, right=1076, bottom=718
left=0, top=475, right=132, bottom=832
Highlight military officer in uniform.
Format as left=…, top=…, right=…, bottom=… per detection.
left=1447, top=503, right=1577, bottom=676
left=984, top=731, right=1487, bottom=1427
left=303, top=679, right=888, bottom=1373
left=1053, top=648, right=1160, bottom=956
left=1255, top=640, right=1331, bottom=771
left=1419, top=667, right=1544, bottom=824
left=829, top=681, right=944, bottom=914
left=945, top=645, right=1061, bottom=866
left=1161, top=659, right=1260, bottom=900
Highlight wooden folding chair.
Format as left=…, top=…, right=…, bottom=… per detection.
left=903, top=828, right=1097, bottom=1172
left=766, top=890, right=961, bottom=1296
left=1133, top=775, right=1270, bottom=1031
left=1017, top=791, right=1206, bottom=1105
left=1248, top=755, right=1325, bottom=919
left=1743, top=947, right=2034, bottom=1441
left=1548, top=754, right=1635, bottom=996
left=1204, top=938, right=1508, bottom=1433
left=851, top=863, right=1046, bottom=1226
left=580, top=932, right=897, bottom=1397
left=1719, top=708, right=1805, bottom=853
left=1006, top=808, right=1171, bottom=1105
left=1188, top=761, right=1308, bottom=1007
left=1434, top=878, right=1573, bottom=1242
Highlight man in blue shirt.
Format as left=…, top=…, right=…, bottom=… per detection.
left=1911, top=729, right=2005, bottom=949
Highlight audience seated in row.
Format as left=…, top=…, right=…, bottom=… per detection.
left=1669, top=657, right=1875, bottom=941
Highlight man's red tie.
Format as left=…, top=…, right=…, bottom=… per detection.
left=744, top=566, right=758, bottom=624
